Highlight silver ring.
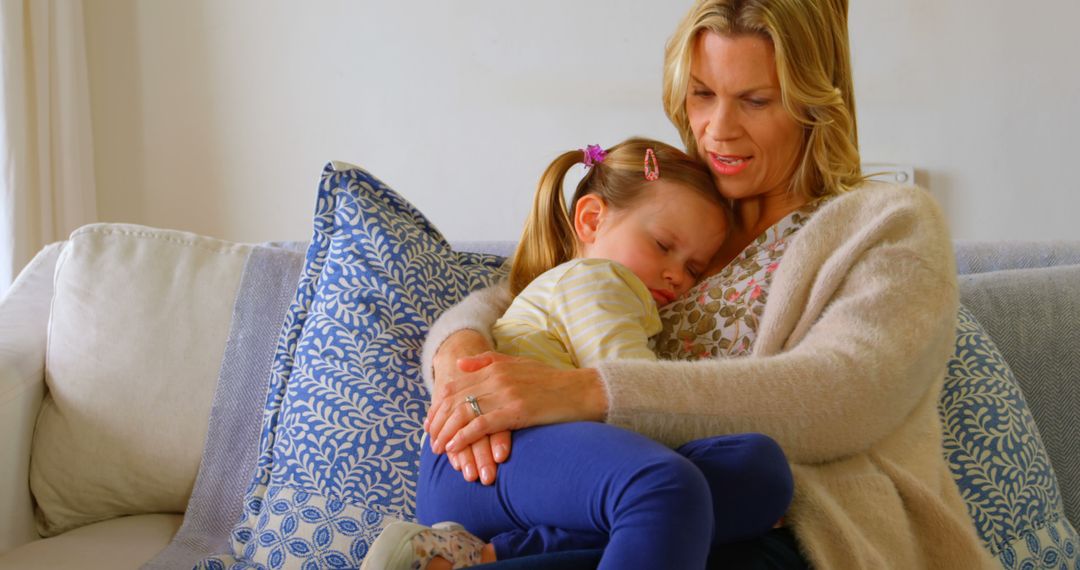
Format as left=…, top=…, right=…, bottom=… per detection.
left=465, top=394, right=483, bottom=417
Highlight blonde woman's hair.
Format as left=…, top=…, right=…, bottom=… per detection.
left=663, top=0, right=863, bottom=199
left=509, top=137, right=729, bottom=296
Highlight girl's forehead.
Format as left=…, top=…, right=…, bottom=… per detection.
left=640, top=190, right=726, bottom=230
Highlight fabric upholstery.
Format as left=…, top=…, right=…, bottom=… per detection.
left=30, top=224, right=252, bottom=536
left=941, top=306, right=1078, bottom=567
left=144, top=245, right=306, bottom=570
left=955, top=241, right=1080, bottom=275
left=958, top=264, right=1080, bottom=529
left=203, top=162, right=507, bottom=569
left=0, top=242, right=63, bottom=553
left=0, top=514, right=182, bottom=570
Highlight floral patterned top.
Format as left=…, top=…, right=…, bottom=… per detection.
left=652, top=198, right=828, bottom=360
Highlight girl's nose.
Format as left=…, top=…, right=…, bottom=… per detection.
left=664, top=266, right=687, bottom=289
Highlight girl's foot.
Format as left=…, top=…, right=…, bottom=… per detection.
left=361, top=521, right=486, bottom=570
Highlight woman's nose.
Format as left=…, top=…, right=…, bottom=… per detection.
left=704, top=102, right=739, bottom=142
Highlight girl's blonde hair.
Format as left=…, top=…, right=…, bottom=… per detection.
left=509, top=137, right=729, bottom=296
left=663, top=0, right=863, bottom=199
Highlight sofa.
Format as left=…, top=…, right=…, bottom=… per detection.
left=0, top=212, right=1077, bottom=566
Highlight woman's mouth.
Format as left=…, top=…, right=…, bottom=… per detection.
left=709, top=153, right=751, bottom=176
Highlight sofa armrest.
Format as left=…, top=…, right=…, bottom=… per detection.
left=0, top=242, right=64, bottom=554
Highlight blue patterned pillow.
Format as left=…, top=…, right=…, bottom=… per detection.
left=940, top=306, right=1078, bottom=569
left=199, top=162, right=508, bottom=569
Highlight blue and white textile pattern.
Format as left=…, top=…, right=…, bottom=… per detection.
left=199, top=162, right=507, bottom=569
left=940, top=306, right=1078, bottom=569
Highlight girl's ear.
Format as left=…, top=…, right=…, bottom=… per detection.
left=573, top=194, right=606, bottom=245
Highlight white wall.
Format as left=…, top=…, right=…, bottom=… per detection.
left=84, top=1, right=1080, bottom=244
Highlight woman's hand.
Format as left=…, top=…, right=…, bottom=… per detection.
left=426, top=352, right=608, bottom=457
left=427, top=331, right=512, bottom=486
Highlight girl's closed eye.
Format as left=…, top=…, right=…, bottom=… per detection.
left=656, top=240, right=670, bottom=253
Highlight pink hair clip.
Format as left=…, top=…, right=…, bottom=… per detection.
left=644, top=148, right=660, bottom=181
left=582, top=144, right=607, bottom=168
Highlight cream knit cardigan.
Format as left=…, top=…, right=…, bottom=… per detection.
left=422, top=183, right=994, bottom=569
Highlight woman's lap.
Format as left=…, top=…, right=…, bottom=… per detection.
left=467, top=527, right=809, bottom=570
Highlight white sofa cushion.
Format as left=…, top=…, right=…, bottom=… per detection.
left=29, top=224, right=252, bottom=536
left=0, top=242, right=63, bottom=553
left=0, top=514, right=182, bottom=569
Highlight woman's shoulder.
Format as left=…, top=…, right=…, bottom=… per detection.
left=789, top=181, right=955, bottom=273
left=826, top=181, right=942, bottom=216
left=810, top=182, right=949, bottom=241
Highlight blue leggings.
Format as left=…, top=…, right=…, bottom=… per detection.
left=417, top=422, right=793, bottom=570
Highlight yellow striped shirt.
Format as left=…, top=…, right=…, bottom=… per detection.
left=493, top=258, right=661, bottom=369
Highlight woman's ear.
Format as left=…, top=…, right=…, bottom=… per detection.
left=573, top=194, right=606, bottom=245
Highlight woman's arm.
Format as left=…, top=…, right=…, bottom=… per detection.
left=600, top=185, right=958, bottom=461
left=435, top=186, right=958, bottom=465
left=429, top=354, right=609, bottom=454
left=421, top=282, right=513, bottom=394
left=422, top=282, right=514, bottom=485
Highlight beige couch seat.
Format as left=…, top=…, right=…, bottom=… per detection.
left=0, top=515, right=182, bottom=570
left=0, top=224, right=253, bottom=569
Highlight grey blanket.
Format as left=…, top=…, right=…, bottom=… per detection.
left=142, top=245, right=304, bottom=570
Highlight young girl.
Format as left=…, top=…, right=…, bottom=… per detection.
left=494, top=138, right=730, bottom=370
left=363, top=138, right=792, bottom=570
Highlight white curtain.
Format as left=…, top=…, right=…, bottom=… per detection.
left=0, top=0, right=97, bottom=295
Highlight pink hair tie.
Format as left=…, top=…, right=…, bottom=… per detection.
left=644, top=148, right=660, bottom=181
left=582, top=144, right=607, bottom=168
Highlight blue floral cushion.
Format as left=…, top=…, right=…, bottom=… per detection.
left=199, top=162, right=507, bottom=569
left=940, top=306, right=1078, bottom=569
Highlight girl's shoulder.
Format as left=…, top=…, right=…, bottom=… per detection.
left=537, top=258, right=646, bottom=292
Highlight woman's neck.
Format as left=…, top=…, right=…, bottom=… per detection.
left=735, top=191, right=809, bottom=238
left=708, top=191, right=810, bottom=272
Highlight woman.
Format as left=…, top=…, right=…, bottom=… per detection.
left=421, top=0, right=993, bottom=568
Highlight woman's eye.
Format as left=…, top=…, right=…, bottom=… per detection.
left=690, top=86, right=713, bottom=98
left=746, top=98, right=770, bottom=109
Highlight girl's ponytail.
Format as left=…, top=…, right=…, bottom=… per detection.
left=509, top=151, right=581, bottom=296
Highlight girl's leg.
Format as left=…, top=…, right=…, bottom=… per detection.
left=488, top=525, right=608, bottom=555
left=417, top=422, right=714, bottom=569
left=470, top=549, right=604, bottom=570
left=676, top=433, right=794, bottom=545
left=466, top=528, right=809, bottom=570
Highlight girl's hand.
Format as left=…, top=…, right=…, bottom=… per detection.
left=426, top=352, right=608, bottom=456
left=427, top=331, right=512, bottom=485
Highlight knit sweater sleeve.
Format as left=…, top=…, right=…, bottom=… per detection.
left=598, top=186, right=959, bottom=463
left=420, top=280, right=512, bottom=395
